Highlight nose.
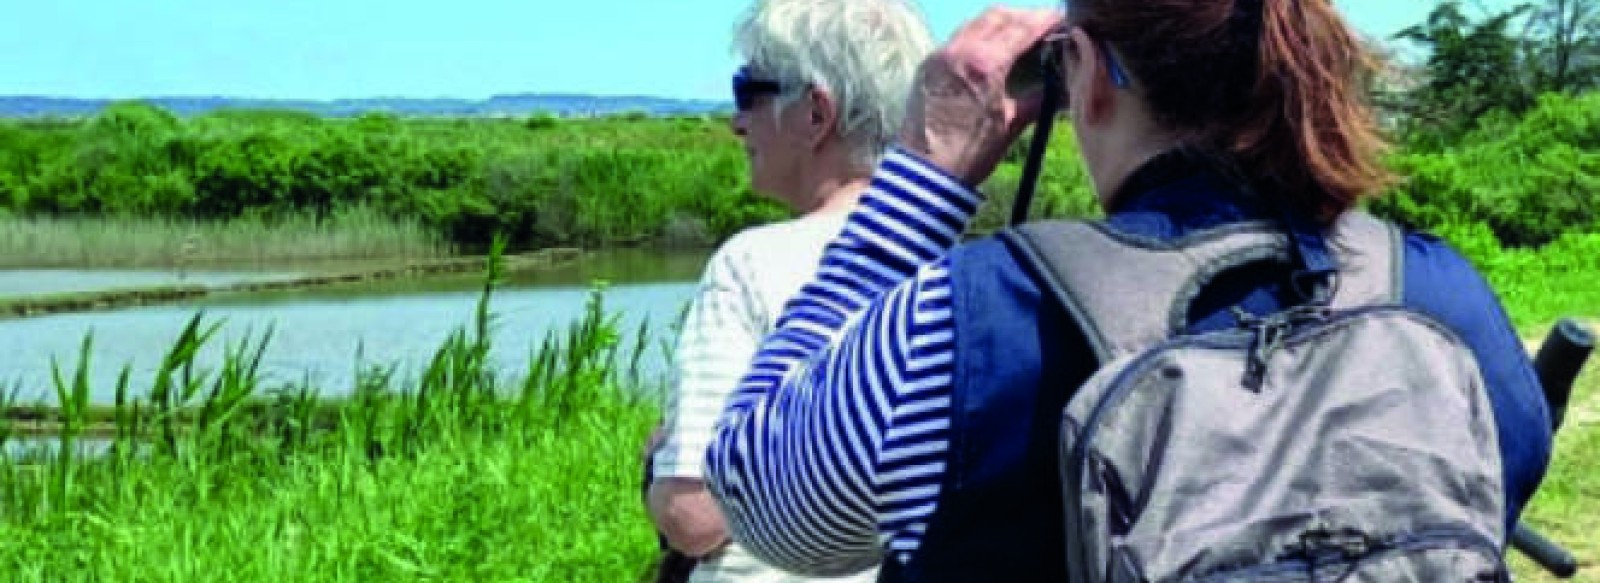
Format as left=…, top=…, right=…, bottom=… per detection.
left=730, top=110, right=749, bottom=137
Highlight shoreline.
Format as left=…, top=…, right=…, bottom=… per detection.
left=0, top=247, right=586, bottom=320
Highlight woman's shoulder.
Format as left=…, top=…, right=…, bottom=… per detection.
left=1396, top=227, right=1492, bottom=295
left=715, top=215, right=849, bottom=263
left=695, top=214, right=850, bottom=289
left=1392, top=224, right=1516, bottom=335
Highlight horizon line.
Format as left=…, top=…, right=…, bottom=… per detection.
left=0, top=92, right=733, bottom=104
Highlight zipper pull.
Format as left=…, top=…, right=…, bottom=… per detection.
left=1242, top=316, right=1287, bottom=392
left=1234, top=305, right=1326, bottom=391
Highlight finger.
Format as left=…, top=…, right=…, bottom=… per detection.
left=989, top=9, right=1067, bottom=64
left=1008, top=90, right=1049, bottom=136
left=945, top=8, right=1067, bottom=88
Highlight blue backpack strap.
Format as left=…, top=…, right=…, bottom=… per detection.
left=1283, top=210, right=1340, bottom=305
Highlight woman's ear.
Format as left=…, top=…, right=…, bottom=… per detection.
left=806, top=87, right=838, bottom=151
left=1067, top=27, right=1114, bottom=126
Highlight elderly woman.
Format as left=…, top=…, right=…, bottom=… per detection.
left=643, top=0, right=933, bottom=582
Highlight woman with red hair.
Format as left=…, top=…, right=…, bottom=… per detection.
left=702, top=2, right=1552, bottom=582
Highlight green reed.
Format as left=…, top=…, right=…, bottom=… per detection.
left=0, top=238, right=662, bottom=581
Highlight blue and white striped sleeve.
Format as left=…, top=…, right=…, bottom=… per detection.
left=705, top=146, right=981, bottom=575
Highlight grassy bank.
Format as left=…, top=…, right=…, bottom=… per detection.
left=0, top=245, right=663, bottom=581
left=0, top=246, right=582, bottom=320
left=0, top=206, right=452, bottom=269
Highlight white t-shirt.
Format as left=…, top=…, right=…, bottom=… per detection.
left=652, top=210, right=878, bottom=583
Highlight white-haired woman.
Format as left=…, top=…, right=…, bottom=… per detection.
left=644, top=0, right=933, bottom=581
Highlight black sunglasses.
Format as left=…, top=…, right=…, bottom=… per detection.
left=732, top=66, right=787, bottom=111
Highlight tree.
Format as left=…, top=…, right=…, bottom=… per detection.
left=1522, top=0, right=1600, bottom=93
left=1393, top=2, right=1536, bottom=146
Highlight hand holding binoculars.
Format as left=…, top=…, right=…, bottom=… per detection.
left=1005, top=33, right=1066, bottom=99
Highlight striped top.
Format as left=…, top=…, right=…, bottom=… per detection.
left=652, top=211, right=850, bottom=480
left=653, top=208, right=883, bottom=583
left=705, top=146, right=981, bottom=576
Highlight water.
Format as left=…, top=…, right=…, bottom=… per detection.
left=0, top=249, right=712, bottom=405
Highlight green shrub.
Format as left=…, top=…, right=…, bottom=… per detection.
left=1371, top=92, right=1600, bottom=246
left=6, top=92, right=1599, bottom=255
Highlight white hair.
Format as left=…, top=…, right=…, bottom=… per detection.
left=733, top=0, right=935, bottom=169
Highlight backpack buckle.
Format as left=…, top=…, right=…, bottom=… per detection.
left=1291, top=270, right=1339, bottom=307
left=1288, top=527, right=1376, bottom=561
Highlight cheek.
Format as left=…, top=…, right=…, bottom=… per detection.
left=749, top=116, right=782, bottom=149
left=753, top=123, right=792, bottom=159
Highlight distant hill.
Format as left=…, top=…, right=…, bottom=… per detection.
left=0, top=93, right=733, bottom=119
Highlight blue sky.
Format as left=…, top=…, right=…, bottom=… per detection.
left=0, top=0, right=1514, bottom=101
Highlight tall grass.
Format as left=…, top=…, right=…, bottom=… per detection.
left=0, top=205, right=452, bottom=269
left=0, top=240, right=662, bottom=581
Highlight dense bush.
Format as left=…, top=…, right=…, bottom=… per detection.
left=1368, top=92, right=1600, bottom=246
left=2, top=92, right=1596, bottom=254
left=0, top=104, right=779, bottom=252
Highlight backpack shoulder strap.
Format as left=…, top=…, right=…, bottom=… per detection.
left=999, top=211, right=1403, bottom=365
left=1324, top=210, right=1405, bottom=310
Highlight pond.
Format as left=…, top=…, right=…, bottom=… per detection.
left=0, top=249, right=714, bottom=405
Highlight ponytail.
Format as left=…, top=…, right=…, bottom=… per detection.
left=1243, top=0, right=1394, bottom=220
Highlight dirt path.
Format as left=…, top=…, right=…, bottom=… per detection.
left=1574, top=392, right=1600, bottom=426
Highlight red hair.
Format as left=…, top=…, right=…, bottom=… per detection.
left=1069, top=0, right=1394, bottom=221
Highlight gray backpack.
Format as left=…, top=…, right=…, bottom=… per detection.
left=1003, top=211, right=1508, bottom=582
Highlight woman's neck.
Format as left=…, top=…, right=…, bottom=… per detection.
left=1103, top=147, right=1226, bottom=212
left=798, top=175, right=870, bottom=218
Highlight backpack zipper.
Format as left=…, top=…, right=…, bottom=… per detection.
left=1189, top=527, right=1506, bottom=583
left=1232, top=304, right=1330, bottom=391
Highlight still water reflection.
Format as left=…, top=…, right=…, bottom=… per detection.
left=0, top=249, right=712, bottom=405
